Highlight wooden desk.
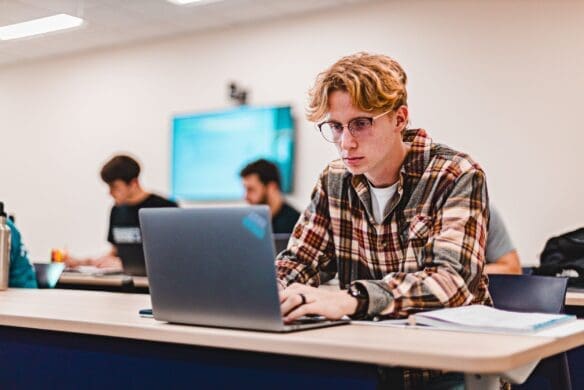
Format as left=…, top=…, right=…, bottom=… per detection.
left=57, top=272, right=134, bottom=292
left=58, top=272, right=132, bottom=286
left=132, top=276, right=149, bottom=288
left=0, top=289, right=582, bottom=389
left=566, top=290, right=584, bottom=307
left=57, top=272, right=147, bottom=293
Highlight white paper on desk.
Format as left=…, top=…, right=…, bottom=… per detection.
left=532, top=319, right=584, bottom=338
left=68, top=265, right=123, bottom=276
left=410, top=305, right=577, bottom=334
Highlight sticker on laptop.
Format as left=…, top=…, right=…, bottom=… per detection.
left=112, top=227, right=142, bottom=244
left=242, top=212, right=268, bottom=240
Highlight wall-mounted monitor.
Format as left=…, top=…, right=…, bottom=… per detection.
left=171, top=105, right=294, bottom=201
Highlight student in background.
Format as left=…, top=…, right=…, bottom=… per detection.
left=65, top=155, right=178, bottom=269
left=277, top=52, right=490, bottom=389
left=7, top=219, right=37, bottom=288
left=240, top=159, right=300, bottom=234
left=486, top=205, right=521, bottom=274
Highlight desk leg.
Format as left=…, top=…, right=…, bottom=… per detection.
left=501, top=360, right=539, bottom=384
left=465, top=360, right=540, bottom=390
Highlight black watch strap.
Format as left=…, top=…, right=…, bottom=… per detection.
left=348, top=282, right=369, bottom=320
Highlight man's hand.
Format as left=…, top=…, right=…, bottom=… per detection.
left=63, top=254, right=90, bottom=268
left=93, top=255, right=122, bottom=269
left=279, top=283, right=358, bottom=323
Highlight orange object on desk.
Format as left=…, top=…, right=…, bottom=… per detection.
left=51, top=248, right=67, bottom=262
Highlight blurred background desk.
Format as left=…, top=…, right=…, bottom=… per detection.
left=566, top=289, right=584, bottom=309
left=57, top=272, right=141, bottom=293
left=132, top=276, right=149, bottom=291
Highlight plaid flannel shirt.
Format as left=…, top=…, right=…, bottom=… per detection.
left=276, top=129, right=492, bottom=388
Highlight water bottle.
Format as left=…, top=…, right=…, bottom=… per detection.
left=0, top=202, right=11, bottom=290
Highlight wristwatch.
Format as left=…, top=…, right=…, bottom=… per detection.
left=347, top=282, right=369, bottom=320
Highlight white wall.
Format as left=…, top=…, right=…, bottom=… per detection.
left=1, top=0, right=583, bottom=265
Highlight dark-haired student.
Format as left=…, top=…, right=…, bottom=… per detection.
left=65, top=155, right=177, bottom=269
left=240, top=159, right=300, bottom=234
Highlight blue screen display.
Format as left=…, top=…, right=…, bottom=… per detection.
left=172, top=105, right=294, bottom=201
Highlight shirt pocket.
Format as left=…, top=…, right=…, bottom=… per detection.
left=404, top=214, right=433, bottom=269
left=408, top=214, right=432, bottom=241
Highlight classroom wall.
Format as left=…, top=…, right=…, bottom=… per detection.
left=1, top=0, right=583, bottom=265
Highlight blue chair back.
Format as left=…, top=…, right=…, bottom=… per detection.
left=488, top=274, right=568, bottom=314
left=488, top=274, right=571, bottom=390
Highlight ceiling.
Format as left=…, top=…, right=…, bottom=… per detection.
left=0, top=0, right=374, bottom=67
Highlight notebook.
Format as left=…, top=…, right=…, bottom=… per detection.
left=139, top=206, right=349, bottom=333
left=407, top=305, right=576, bottom=334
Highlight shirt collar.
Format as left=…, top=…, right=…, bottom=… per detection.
left=401, top=128, right=432, bottom=179
left=345, top=129, right=432, bottom=223
left=346, top=128, right=432, bottom=185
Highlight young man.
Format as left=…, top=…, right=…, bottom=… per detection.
left=277, top=53, right=491, bottom=388
left=65, top=155, right=177, bottom=269
left=240, top=159, right=300, bottom=234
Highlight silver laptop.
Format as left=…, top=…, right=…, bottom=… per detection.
left=139, top=206, right=349, bottom=332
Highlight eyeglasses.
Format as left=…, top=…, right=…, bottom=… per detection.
left=317, top=110, right=392, bottom=143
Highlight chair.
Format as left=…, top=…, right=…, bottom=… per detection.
left=521, top=267, right=534, bottom=275
left=488, top=274, right=571, bottom=390
left=273, top=233, right=291, bottom=254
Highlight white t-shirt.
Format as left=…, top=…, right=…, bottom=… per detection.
left=369, top=182, right=398, bottom=224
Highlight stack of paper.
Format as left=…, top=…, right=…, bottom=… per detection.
left=66, top=265, right=123, bottom=276
left=407, top=305, right=576, bottom=334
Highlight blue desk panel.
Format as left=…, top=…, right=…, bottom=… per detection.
left=0, top=326, right=384, bottom=389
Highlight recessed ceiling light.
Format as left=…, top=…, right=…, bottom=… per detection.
left=0, top=14, right=84, bottom=41
left=167, top=0, right=209, bottom=5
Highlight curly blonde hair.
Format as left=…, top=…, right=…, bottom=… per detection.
left=307, top=52, right=408, bottom=122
